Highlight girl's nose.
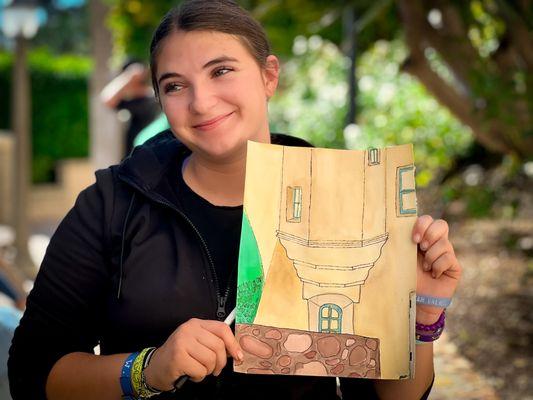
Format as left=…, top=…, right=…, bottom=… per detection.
left=188, top=84, right=218, bottom=115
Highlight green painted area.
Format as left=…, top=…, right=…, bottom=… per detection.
left=236, top=211, right=264, bottom=324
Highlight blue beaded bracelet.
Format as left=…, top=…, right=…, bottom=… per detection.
left=120, top=352, right=139, bottom=399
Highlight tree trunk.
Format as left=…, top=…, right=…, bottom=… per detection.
left=397, top=0, right=533, bottom=158
left=88, top=0, right=122, bottom=169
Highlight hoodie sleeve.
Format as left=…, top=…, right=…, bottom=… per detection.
left=7, top=169, right=115, bottom=399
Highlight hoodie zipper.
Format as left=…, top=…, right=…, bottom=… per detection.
left=119, top=176, right=230, bottom=321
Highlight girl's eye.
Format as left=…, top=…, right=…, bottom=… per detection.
left=163, top=82, right=183, bottom=93
left=213, top=66, right=232, bottom=77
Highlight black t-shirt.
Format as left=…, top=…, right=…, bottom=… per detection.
left=176, top=161, right=241, bottom=309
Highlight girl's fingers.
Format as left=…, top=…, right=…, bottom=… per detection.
left=412, top=215, right=433, bottom=244
left=419, top=219, right=449, bottom=251
left=187, top=342, right=218, bottom=376
left=430, top=252, right=457, bottom=279
left=200, top=320, right=243, bottom=361
left=180, top=353, right=209, bottom=383
left=423, top=237, right=453, bottom=270
left=196, top=331, right=227, bottom=376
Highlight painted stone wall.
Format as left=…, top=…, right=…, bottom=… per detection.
left=235, top=324, right=380, bottom=379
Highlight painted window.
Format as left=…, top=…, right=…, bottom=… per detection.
left=368, top=148, right=380, bottom=166
left=319, top=303, right=342, bottom=333
left=397, top=165, right=417, bottom=216
left=286, top=186, right=302, bottom=223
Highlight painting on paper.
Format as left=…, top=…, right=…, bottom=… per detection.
left=234, top=142, right=418, bottom=379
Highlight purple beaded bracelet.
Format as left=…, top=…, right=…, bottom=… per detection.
left=416, top=310, right=445, bottom=342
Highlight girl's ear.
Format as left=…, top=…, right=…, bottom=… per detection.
left=263, top=55, right=280, bottom=99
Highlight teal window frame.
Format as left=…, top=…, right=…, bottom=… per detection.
left=293, top=186, right=302, bottom=219
left=398, top=165, right=416, bottom=216
left=318, top=303, right=342, bottom=333
left=287, top=186, right=302, bottom=223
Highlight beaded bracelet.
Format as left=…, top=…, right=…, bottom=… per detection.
left=415, top=310, right=445, bottom=343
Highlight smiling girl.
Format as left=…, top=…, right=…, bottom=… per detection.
left=8, top=1, right=461, bottom=399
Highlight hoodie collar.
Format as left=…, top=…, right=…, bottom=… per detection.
left=116, top=129, right=313, bottom=204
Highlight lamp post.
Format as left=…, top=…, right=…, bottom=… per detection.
left=1, top=0, right=42, bottom=278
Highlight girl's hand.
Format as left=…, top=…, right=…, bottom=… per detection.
left=412, top=215, right=462, bottom=324
left=143, top=318, right=244, bottom=390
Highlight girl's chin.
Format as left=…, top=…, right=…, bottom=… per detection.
left=196, top=140, right=247, bottom=161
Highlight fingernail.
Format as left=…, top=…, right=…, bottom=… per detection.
left=413, top=234, right=421, bottom=243
left=423, top=262, right=430, bottom=271
left=237, top=351, right=244, bottom=361
left=432, top=271, right=437, bottom=279
left=420, top=242, right=428, bottom=251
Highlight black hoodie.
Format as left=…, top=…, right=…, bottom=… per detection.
left=8, top=131, right=407, bottom=399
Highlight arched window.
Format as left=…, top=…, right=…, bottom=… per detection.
left=319, top=303, right=343, bottom=333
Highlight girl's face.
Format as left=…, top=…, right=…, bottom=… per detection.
left=156, top=30, right=279, bottom=162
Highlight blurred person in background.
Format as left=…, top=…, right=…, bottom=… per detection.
left=100, top=59, right=161, bottom=156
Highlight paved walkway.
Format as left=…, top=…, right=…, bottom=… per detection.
left=432, top=332, right=499, bottom=400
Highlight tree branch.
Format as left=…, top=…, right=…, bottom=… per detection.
left=401, top=54, right=514, bottom=155
left=398, top=0, right=518, bottom=155
left=399, top=0, right=481, bottom=92
left=495, top=0, right=533, bottom=68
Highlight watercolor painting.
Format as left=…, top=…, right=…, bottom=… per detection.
left=234, top=142, right=418, bottom=379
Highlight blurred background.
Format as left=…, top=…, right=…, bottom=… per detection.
left=0, top=0, right=531, bottom=399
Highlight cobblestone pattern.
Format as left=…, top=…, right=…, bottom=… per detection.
left=234, top=323, right=380, bottom=378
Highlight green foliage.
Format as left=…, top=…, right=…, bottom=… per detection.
left=247, top=0, right=400, bottom=58
left=107, top=0, right=180, bottom=61
left=356, top=39, right=474, bottom=186
left=0, top=49, right=91, bottom=183
left=269, top=36, right=474, bottom=186
left=32, top=4, right=90, bottom=55
left=268, top=36, right=348, bottom=148
left=106, top=0, right=400, bottom=65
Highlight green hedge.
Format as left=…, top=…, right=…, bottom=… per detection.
left=0, top=49, right=92, bottom=183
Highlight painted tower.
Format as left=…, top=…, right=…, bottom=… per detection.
left=277, top=146, right=394, bottom=334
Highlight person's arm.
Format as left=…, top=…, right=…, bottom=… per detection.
left=373, top=216, right=461, bottom=400
left=372, top=318, right=436, bottom=400
left=8, top=174, right=113, bottom=399
left=46, top=353, right=128, bottom=400
left=100, top=63, right=147, bottom=109
left=46, top=319, right=244, bottom=399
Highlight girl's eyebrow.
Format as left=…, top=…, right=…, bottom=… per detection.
left=157, top=55, right=239, bottom=85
